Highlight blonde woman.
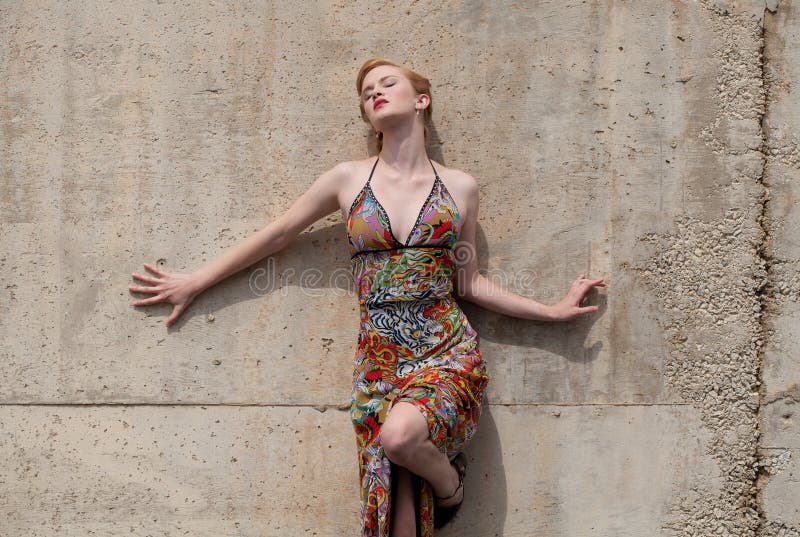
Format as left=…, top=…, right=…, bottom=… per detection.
left=129, top=58, right=606, bottom=537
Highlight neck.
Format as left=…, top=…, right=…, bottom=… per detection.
left=377, top=118, right=430, bottom=177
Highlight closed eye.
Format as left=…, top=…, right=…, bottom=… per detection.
left=365, top=82, right=395, bottom=100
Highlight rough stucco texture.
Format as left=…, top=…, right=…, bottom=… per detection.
left=1, top=1, right=798, bottom=536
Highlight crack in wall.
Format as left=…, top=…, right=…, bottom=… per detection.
left=756, top=2, right=800, bottom=536
left=753, top=4, right=773, bottom=537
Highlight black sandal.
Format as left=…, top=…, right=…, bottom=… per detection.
left=434, top=452, right=467, bottom=529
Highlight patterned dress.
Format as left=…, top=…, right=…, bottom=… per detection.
left=346, top=156, right=491, bottom=536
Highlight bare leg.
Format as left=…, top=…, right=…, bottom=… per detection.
left=391, top=465, right=417, bottom=537
left=381, top=402, right=462, bottom=506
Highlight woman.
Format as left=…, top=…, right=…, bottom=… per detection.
left=129, top=58, right=606, bottom=537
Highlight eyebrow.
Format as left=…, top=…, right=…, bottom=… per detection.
left=362, top=75, right=397, bottom=95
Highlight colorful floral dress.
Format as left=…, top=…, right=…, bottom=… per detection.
left=346, top=156, right=491, bottom=536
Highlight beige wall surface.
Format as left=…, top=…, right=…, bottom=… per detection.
left=1, top=1, right=798, bottom=536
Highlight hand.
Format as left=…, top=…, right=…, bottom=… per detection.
left=549, top=273, right=607, bottom=322
left=129, top=262, right=202, bottom=327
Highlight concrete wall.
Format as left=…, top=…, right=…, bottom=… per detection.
left=1, top=1, right=798, bottom=535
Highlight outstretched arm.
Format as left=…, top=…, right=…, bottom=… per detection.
left=129, top=162, right=346, bottom=326
left=188, top=162, right=345, bottom=292
left=452, top=172, right=606, bottom=322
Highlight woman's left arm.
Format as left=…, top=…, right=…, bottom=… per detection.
left=452, top=173, right=606, bottom=322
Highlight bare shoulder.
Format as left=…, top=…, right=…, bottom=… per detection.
left=432, top=160, right=478, bottom=193
left=338, top=157, right=375, bottom=176
left=431, top=160, right=479, bottom=217
left=335, top=157, right=377, bottom=218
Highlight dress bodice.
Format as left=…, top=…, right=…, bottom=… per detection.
left=346, top=156, right=462, bottom=258
left=346, top=157, right=464, bottom=310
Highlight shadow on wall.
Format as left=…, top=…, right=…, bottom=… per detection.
left=455, top=403, right=509, bottom=536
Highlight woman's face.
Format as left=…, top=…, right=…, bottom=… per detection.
left=361, top=65, right=421, bottom=132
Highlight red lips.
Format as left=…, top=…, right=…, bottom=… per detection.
left=374, top=98, right=388, bottom=110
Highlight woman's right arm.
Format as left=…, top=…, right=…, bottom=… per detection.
left=129, top=161, right=349, bottom=327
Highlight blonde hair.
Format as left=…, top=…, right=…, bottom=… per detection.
left=356, top=58, right=433, bottom=153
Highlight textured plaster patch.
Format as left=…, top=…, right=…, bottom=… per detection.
left=627, top=211, right=765, bottom=537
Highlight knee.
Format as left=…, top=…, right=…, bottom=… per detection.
left=381, top=421, right=418, bottom=463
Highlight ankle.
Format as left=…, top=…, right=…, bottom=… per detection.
left=435, top=463, right=461, bottom=500
left=435, top=478, right=463, bottom=507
